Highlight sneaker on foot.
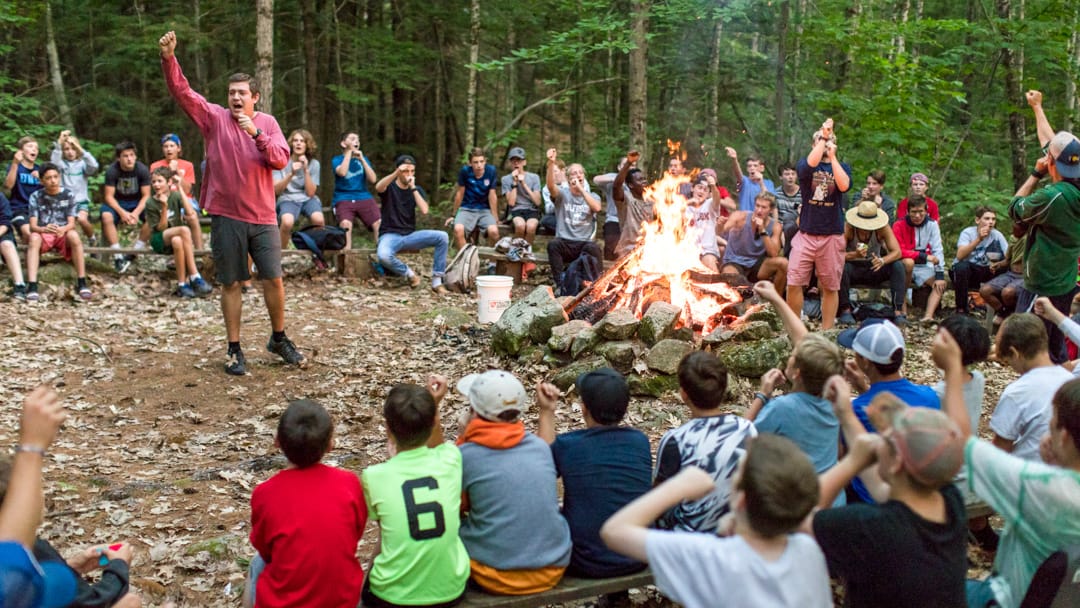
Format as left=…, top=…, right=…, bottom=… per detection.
left=175, top=284, right=196, bottom=299
left=267, top=335, right=307, bottom=367
left=432, top=284, right=448, bottom=295
left=12, top=284, right=26, bottom=302
left=225, top=349, right=247, bottom=375
left=191, top=276, right=212, bottom=296
left=837, top=311, right=856, bottom=325
left=114, top=257, right=131, bottom=273
left=408, top=273, right=422, bottom=289
left=78, top=286, right=92, bottom=301
left=893, top=314, right=909, bottom=327
left=26, top=287, right=39, bottom=302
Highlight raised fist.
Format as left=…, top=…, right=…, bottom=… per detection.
left=546, top=148, right=558, bottom=161
left=627, top=150, right=640, bottom=164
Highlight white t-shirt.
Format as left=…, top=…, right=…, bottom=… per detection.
left=934, top=370, right=986, bottom=435
left=645, top=531, right=831, bottom=608
left=990, top=365, right=1074, bottom=462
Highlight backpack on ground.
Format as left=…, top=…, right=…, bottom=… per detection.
left=560, top=252, right=601, bottom=296
left=445, top=243, right=480, bottom=293
left=291, top=226, right=347, bottom=268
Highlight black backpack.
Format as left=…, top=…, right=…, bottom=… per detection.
left=292, top=226, right=347, bottom=267
left=561, top=252, right=601, bottom=296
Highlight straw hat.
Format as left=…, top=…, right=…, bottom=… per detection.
left=845, top=200, right=890, bottom=231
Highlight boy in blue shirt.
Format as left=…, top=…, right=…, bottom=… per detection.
left=747, top=281, right=846, bottom=504
left=836, top=317, right=940, bottom=503
left=536, top=368, right=652, bottom=578
left=331, top=131, right=379, bottom=249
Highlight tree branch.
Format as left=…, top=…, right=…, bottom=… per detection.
left=483, top=77, right=620, bottom=150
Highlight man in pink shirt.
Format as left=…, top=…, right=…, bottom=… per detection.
left=159, top=30, right=306, bottom=375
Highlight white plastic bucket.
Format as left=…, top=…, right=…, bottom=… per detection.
left=476, top=275, right=514, bottom=323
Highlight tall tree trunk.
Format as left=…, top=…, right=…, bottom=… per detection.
left=708, top=20, right=724, bottom=148
left=256, top=0, right=274, bottom=113
left=840, top=0, right=860, bottom=82
left=628, top=0, right=648, bottom=158
left=1067, top=6, right=1080, bottom=131
left=466, top=0, right=481, bottom=148
left=302, top=0, right=321, bottom=142
left=45, top=2, right=72, bottom=128
left=774, top=2, right=788, bottom=157
left=893, top=0, right=910, bottom=58
left=506, top=24, right=516, bottom=124
left=193, top=0, right=205, bottom=87
left=571, top=64, right=583, bottom=159
left=333, top=1, right=346, bottom=134
left=998, top=0, right=1026, bottom=189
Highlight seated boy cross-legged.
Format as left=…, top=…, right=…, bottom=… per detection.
left=456, top=370, right=572, bottom=595
left=536, top=368, right=652, bottom=579
left=654, top=352, right=757, bottom=533
left=244, top=400, right=367, bottom=608
left=361, top=376, right=469, bottom=608
left=601, top=434, right=832, bottom=608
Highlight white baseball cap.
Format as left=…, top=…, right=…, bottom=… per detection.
left=456, top=370, right=527, bottom=421
left=837, top=319, right=905, bottom=365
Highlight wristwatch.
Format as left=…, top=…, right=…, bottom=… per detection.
left=252, top=128, right=263, bottom=139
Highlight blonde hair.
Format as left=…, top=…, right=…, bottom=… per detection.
left=793, top=334, right=844, bottom=396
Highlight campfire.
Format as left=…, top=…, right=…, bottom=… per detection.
left=566, top=172, right=748, bottom=334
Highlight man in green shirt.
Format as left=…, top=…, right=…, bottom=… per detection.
left=361, top=376, right=469, bottom=608
left=1009, top=97, right=1080, bottom=362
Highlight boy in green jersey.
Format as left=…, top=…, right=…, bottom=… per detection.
left=361, top=375, right=469, bottom=608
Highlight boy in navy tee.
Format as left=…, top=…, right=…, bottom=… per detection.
left=4, top=136, right=43, bottom=241
left=447, top=147, right=499, bottom=249
left=537, top=368, right=652, bottom=578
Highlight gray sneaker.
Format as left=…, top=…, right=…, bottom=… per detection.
left=267, top=335, right=307, bottom=367
left=225, top=349, right=247, bottom=375
left=12, top=284, right=26, bottom=302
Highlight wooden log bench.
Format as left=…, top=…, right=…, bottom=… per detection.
left=458, top=569, right=653, bottom=608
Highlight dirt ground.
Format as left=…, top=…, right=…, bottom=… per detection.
left=0, top=254, right=1005, bottom=606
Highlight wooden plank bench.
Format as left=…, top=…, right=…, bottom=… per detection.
left=477, top=246, right=613, bottom=285
left=458, top=570, right=653, bottom=608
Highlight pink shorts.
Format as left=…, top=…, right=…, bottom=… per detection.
left=38, top=232, right=72, bottom=260
left=787, top=232, right=845, bottom=291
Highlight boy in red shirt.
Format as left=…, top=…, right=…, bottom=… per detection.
left=244, top=400, right=367, bottom=608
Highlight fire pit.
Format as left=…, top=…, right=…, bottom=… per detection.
left=565, top=172, right=750, bottom=334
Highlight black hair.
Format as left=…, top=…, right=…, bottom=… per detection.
left=940, top=314, right=991, bottom=367
left=38, top=162, right=60, bottom=178
left=677, top=351, right=728, bottom=410
left=383, top=384, right=436, bottom=450
left=114, top=141, right=137, bottom=158
left=868, top=348, right=904, bottom=376
left=277, top=399, right=333, bottom=468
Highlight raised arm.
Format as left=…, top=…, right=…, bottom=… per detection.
left=806, top=119, right=833, bottom=169
left=374, top=168, right=398, bottom=194
left=535, top=381, right=560, bottom=444
left=725, top=146, right=744, bottom=184
left=0, top=387, right=67, bottom=546
left=545, top=148, right=561, bottom=204
left=1026, top=90, right=1055, bottom=149
left=600, top=467, right=715, bottom=563
left=159, top=31, right=212, bottom=133
left=753, top=280, right=807, bottom=345
left=930, top=329, right=971, bottom=439
left=426, top=375, right=448, bottom=447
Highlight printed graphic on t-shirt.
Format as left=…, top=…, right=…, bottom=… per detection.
left=810, top=169, right=836, bottom=206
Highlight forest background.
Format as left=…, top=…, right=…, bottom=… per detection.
left=3, top=0, right=1080, bottom=244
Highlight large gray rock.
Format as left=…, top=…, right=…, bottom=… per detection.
left=547, top=320, right=593, bottom=353
left=711, top=336, right=792, bottom=378
left=541, top=346, right=572, bottom=367
left=595, top=341, right=636, bottom=372
left=645, top=339, right=693, bottom=375
left=597, top=308, right=640, bottom=341
left=570, top=326, right=600, bottom=359
left=491, top=286, right=569, bottom=355
left=628, top=373, right=680, bottom=398
left=551, top=356, right=609, bottom=390
left=730, top=320, right=774, bottom=342
left=638, top=302, right=681, bottom=346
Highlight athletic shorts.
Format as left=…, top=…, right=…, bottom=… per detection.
left=509, top=208, right=541, bottom=222
left=1, top=230, right=16, bottom=245
left=787, top=232, right=845, bottom=291
left=278, top=196, right=323, bottom=221
left=12, top=215, right=28, bottom=233
left=209, top=215, right=282, bottom=285
left=335, top=199, right=380, bottom=230
left=724, top=257, right=765, bottom=282
left=455, top=208, right=497, bottom=233
left=37, top=232, right=72, bottom=260
left=76, top=201, right=91, bottom=215
left=985, top=270, right=1024, bottom=293
left=150, top=230, right=173, bottom=254
left=100, top=201, right=143, bottom=224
